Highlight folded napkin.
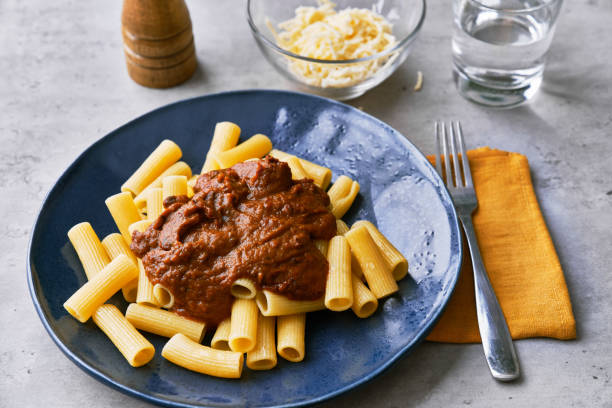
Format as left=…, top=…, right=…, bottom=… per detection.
left=425, top=147, right=576, bottom=343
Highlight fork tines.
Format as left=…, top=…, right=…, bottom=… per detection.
left=434, top=121, right=473, bottom=189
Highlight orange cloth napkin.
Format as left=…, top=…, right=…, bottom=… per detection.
left=425, top=147, right=576, bottom=343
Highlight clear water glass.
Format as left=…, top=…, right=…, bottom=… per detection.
left=452, top=0, right=563, bottom=108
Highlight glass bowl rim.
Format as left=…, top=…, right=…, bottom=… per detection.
left=246, top=0, right=426, bottom=65
left=466, top=0, right=562, bottom=13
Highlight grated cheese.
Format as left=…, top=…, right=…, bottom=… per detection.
left=413, top=70, right=423, bottom=91
left=271, top=0, right=397, bottom=88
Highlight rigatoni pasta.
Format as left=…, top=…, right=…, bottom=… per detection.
left=246, top=314, right=277, bottom=370
left=101, top=233, right=137, bottom=264
left=101, top=233, right=138, bottom=303
left=285, top=156, right=308, bottom=180
left=351, top=274, right=378, bottom=318
left=63, top=121, right=412, bottom=380
left=133, top=161, right=192, bottom=208
left=146, top=188, right=164, bottom=221
left=314, top=239, right=329, bottom=257
left=64, top=254, right=138, bottom=323
left=214, top=134, right=273, bottom=168
left=186, top=174, right=198, bottom=197
left=229, top=298, right=259, bottom=352
left=336, top=219, right=350, bottom=235
left=277, top=313, right=306, bottom=362
left=327, top=175, right=360, bottom=218
left=162, top=175, right=188, bottom=199
left=325, top=235, right=353, bottom=311
left=67, top=222, right=110, bottom=280
left=256, top=290, right=325, bottom=316
left=211, top=318, right=232, bottom=351
left=92, top=304, right=155, bottom=367
left=121, top=139, right=182, bottom=196
left=153, top=283, right=174, bottom=309
left=201, top=121, right=241, bottom=173
left=344, top=225, right=398, bottom=298
left=136, top=259, right=158, bottom=307
left=105, top=192, right=142, bottom=244
left=351, top=220, right=408, bottom=280
left=351, top=250, right=364, bottom=280
left=231, top=278, right=257, bottom=299
left=127, top=220, right=159, bottom=307
left=162, top=333, right=244, bottom=378
left=125, top=303, right=205, bottom=342
left=268, top=149, right=332, bottom=189
left=128, top=219, right=152, bottom=237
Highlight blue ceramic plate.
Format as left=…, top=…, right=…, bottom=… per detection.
left=28, top=90, right=462, bottom=408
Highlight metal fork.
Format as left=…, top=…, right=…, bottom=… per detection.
left=435, top=121, right=520, bottom=382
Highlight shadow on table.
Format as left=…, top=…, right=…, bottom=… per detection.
left=542, top=54, right=608, bottom=106
left=317, top=342, right=466, bottom=408
left=346, top=63, right=423, bottom=121
left=181, top=62, right=208, bottom=89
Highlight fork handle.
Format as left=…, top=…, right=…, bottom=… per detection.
left=460, top=214, right=520, bottom=381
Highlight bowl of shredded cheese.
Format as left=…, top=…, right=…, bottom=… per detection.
left=247, top=0, right=426, bottom=100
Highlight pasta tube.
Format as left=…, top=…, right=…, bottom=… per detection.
left=128, top=220, right=152, bottom=236
left=105, top=192, right=142, bottom=244
left=201, top=121, right=241, bottom=173
left=334, top=219, right=362, bottom=279
left=214, top=134, right=272, bottom=169
left=127, top=220, right=159, bottom=307
left=277, top=313, right=305, bottom=362
left=327, top=176, right=360, bottom=218
left=325, top=236, right=353, bottom=311
left=126, top=303, right=205, bottom=342
left=336, top=219, right=350, bottom=235
left=101, top=233, right=138, bottom=302
left=268, top=149, right=332, bottom=189
left=351, top=252, right=364, bottom=280
left=67, top=222, right=110, bottom=280
left=121, top=139, right=182, bottom=196
left=314, top=239, right=329, bottom=257
left=153, top=283, right=174, bottom=309
left=351, top=274, right=378, bottom=318
left=101, top=233, right=137, bottom=264
left=231, top=278, right=257, bottom=299
left=351, top=220, right=408, bottom=280
left=162, top=333, right=244, bottom=379
left=345, top=226, right=398, bottom=298
left=211, top=318, right=231, bottom=351
left=187, top=174, right=198, bottom=198
left=162, top=175, right=188, bottom=199
left=64, top=254, right=138, bottom=323
left=136, top=259, right=158, bottom=307
left=92, top=304, right=155, bottom=367
left=229, top=298, right=258, bottom=353
left=146, top=188, right=164, bottom=221
left=133, top=161, right=192, bottom=208
left=285, top=156, right=308, bottom=180
left=246, top=314, right=277, bottom=370
left=256, top=290, right=325, bottom=316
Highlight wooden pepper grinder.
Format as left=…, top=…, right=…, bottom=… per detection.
left=121, top=0, right=197, bottom=88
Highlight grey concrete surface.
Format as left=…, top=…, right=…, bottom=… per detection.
left=1, top=0, right=611, bottom=407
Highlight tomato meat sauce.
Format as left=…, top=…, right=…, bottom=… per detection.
left=131, top=157, right=336, bottom=326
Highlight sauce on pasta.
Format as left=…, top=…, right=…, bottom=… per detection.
left=131, top=157, right=336, bottom=325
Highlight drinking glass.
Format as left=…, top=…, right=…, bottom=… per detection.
left=452, top=0, right=563, bottom=108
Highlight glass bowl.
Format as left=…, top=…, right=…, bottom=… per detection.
left=247, top=0, right=426, bottom=100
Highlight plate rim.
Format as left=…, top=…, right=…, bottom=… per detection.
left=27, top=89, right=462, bottom=408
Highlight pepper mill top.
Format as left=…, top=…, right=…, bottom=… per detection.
left=122, top=0, right=191, bottom=40
left=121, top=0, right=197, bottom=88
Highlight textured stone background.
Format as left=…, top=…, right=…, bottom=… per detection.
left=1, top=0, right=610, bottom=407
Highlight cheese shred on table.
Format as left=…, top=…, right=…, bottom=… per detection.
left=271, top=0, right=397, bottom=88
